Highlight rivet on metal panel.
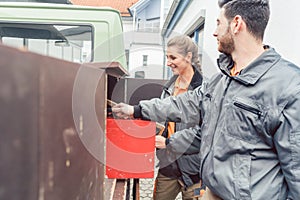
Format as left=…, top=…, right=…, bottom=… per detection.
left=66, top=147, right=71, bottom=154
left=48, top=161, right=54, bottom=189
left=79, top=115, right=83, bottom=136
left=66, top=160, right=71, bottom=167
left=38, top=187, right=45, bottom=200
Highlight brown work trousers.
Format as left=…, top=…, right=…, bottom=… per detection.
left=153, top=172, right=202, bottom=200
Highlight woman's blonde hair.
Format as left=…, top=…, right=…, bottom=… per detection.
left=167, top=35, right=202, bottom=72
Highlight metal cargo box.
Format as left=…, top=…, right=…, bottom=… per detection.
left=0, top=44, right=166, bottom=199
left=0, top=44, right=113, bottom=200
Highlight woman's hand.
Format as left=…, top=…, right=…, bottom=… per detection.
left=155, top=135, right=166, bottom=149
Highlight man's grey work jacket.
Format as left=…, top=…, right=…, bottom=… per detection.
left=156, top=66, right=203, bottom=187
left=135, top=47, right=300, bottom=199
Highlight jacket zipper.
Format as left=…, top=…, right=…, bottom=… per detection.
left=205, top=93, right=212, bottom=100
left=233, top=101, right=262, bottom=118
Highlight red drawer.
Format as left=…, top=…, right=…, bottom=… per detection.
left=106, top=118, right=155, bottom=178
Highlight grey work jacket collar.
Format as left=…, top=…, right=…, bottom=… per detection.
left=217, top=46, right=281, bottom=86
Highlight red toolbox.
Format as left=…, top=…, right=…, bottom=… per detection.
left=106, top=118, right=156, bottom=178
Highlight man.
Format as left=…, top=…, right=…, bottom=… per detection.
left=113, top=0, right=300, bottom=199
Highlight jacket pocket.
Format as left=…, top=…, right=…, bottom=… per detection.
left=233, top=154, right=251, bottom=199
left=226, top=97, right=265, bottom=144
left=233, top=101, right=262, bottom=118
left=290, top=131, right=300, bottom=179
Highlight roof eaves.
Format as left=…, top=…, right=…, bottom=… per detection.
left=128, top=0, right=150, bottom=15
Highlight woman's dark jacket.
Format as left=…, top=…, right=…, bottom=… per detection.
left=156, top=66, right=203, bottom=187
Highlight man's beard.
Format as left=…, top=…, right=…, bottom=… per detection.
left=219, top=29, right=235, bottom=55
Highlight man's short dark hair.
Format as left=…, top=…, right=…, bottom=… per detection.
left=219, top=0, right=270, bottom=41
left=218, top=0, right=232, bottom=8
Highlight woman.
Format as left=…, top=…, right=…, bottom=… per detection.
left=153, top=35, right=203, bottom=200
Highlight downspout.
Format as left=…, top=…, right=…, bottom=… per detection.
left=132, top=8, right=136, bottom=31
left=162, top=37, right=166, bottom=79
left=159, top=0, right=165, bottom=30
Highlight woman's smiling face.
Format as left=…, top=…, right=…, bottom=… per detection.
left=166, top=46, right=191, bottom=75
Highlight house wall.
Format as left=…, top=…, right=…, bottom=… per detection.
left=128, top=42, right=164, bottom=78
left=265, top=0, right=300, bottom=67
left=145, top=0, right=161, bottom=20
left=126, top=0, right=166, bottom=79
left=135, top=0, right=161, bottom=32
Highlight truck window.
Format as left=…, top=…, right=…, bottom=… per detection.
left=0, top=23, right=93, bottom=63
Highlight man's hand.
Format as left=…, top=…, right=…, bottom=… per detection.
left=155, top=135, right=166, bottom=149
left=112, top=103, right=134, bottom=119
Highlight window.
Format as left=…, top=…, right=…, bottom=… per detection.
left=135, top=71, right=145, bottom=79
left=0, top=23, right=93, bottom=63
left=143, top=55, right=148, bottom=66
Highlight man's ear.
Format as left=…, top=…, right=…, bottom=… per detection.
left=232, top=15, right=243, bottom=34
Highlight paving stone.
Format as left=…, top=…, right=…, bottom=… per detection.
left=137, top=156, right=182, bottom=200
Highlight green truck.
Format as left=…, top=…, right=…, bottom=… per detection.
left=0, top=2, right=127, bottom=69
